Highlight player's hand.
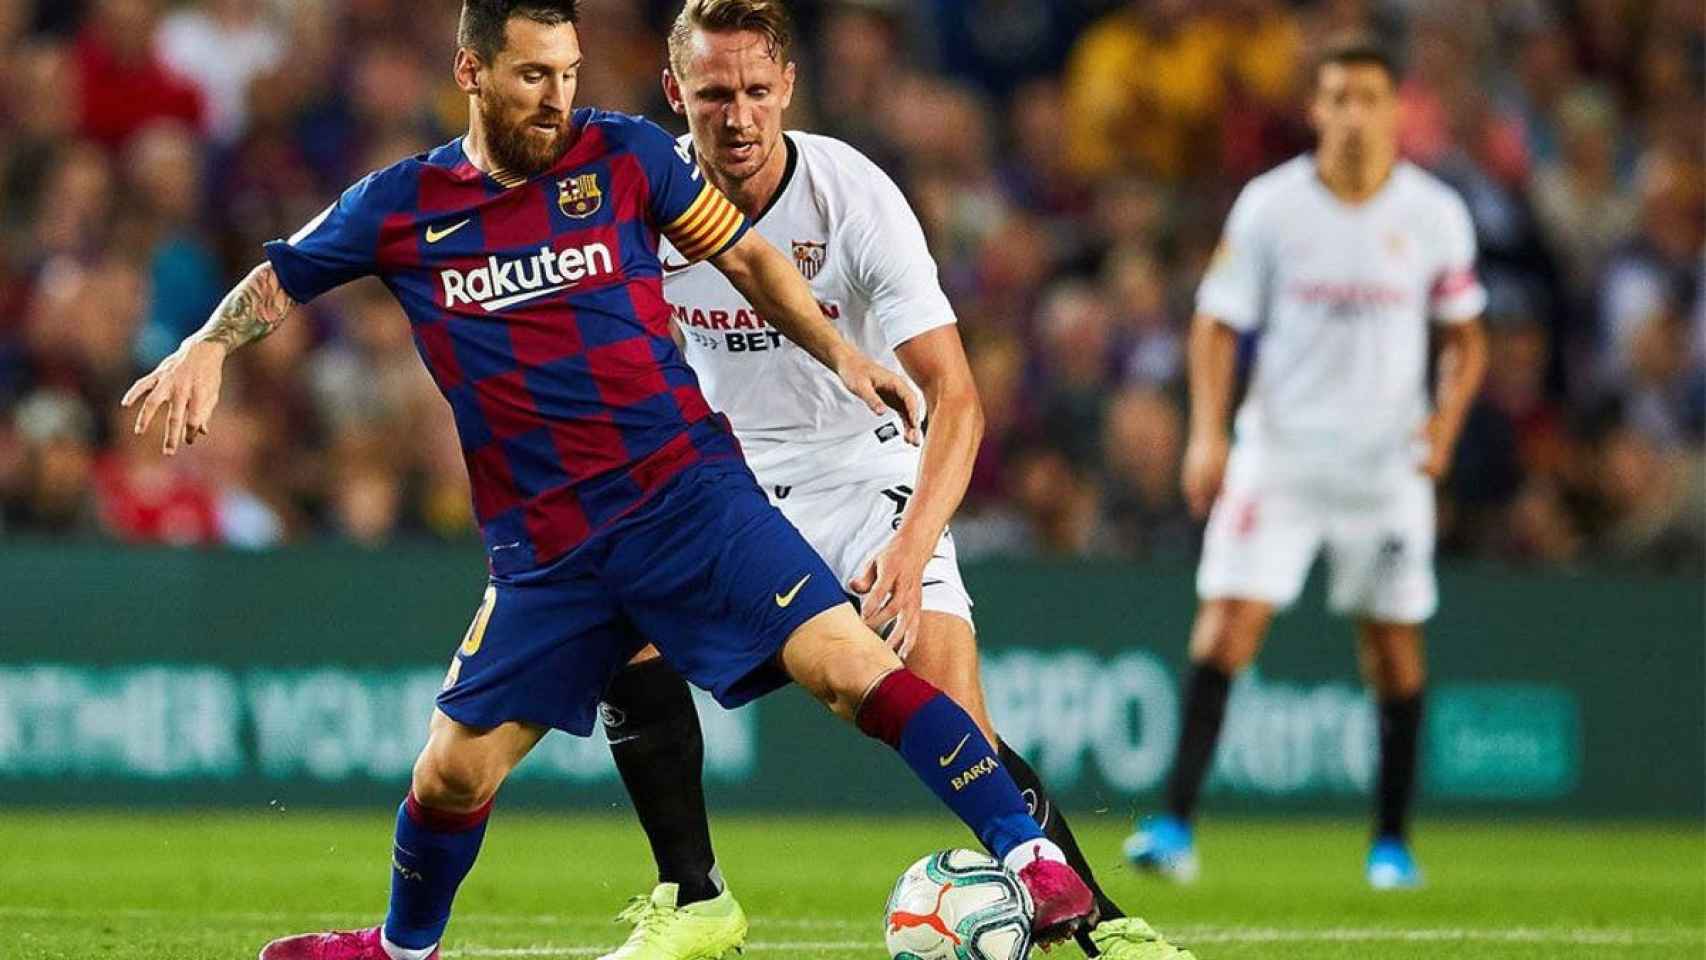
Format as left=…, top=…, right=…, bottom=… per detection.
left=850, top=534, right=932, bottom=659
left=1417, top=415, right=1457, bottom=480
left=1181, top=432, right=1229, bottom=519
left=121, top=339, right=229, bottom=456
left=834, top=348, right=922, bottom=445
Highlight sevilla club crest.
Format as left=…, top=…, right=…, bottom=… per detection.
left=792, top=240, right=827, bottom=280
left=558, top=174, right=603, bottom=218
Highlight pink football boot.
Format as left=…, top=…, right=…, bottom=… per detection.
left=257, top=926, right=435, bottom=960
left=1013, top=844, right=1097, bottom=946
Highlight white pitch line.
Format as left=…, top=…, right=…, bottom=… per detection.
left=0, top=905, right=875, bottom=934
left=1174, top=927, right=1705, bottom=945
left=2, top=907, right=1698, bottom=951
left=0, top=906, right=380, bottom=925
left=443, top=928, right=1706, bottom=957
left=0, top=905, right=873, bottom=931
left=445, top=944, right=868, bottom=958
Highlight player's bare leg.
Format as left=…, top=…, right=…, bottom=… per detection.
left=774, top=604, right=901, bottom=719
left=1358, top=620, right=1426, bottom=699
left=412, top=709, right=547, bottom=811
left=1189, top=597, right=1275, bottom=674
left=260, top=712, right=545, bottom=960
left=1127, top=598, right=1274, bottom=883
left=780, top=604, right=1095, bottom=945
left=907, top=612, right=1193, bottom=958
left=1359, top=619, right=1427, bottom=888
left=1173, top=597, right=1274, bottom=818
left=901, top=612, right=995, bottom=742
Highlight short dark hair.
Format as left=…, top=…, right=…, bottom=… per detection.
left=1315, top=35, right=1400, bottom=85
left=459, top=0, right=580, bottom=62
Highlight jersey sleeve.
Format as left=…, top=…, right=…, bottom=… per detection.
left=630, top=120, right=750, bottom=263
left=1429, top=191, right=1488, bottom=324
left=1195, top=183, right=1269, bottom=332
left=843, top=161, right=957, bottom=352
left=262, top=171, right=389, bottom=303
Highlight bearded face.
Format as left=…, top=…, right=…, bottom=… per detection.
left=458, top=16, right=583, bottom=178
left=478, top=81, right=575, bottom=176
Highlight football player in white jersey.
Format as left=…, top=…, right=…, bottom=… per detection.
left=589, top=3, right=1193, bottom=960
left=1124, top=39, right=1489, bottom=890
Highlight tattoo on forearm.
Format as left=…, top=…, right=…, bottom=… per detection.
left=198, top=265, right=297, bottom=351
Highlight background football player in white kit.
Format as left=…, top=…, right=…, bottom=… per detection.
left=1124, top=38, right=1489, bottom=891
left=588, top=3, right=1193, bottom=960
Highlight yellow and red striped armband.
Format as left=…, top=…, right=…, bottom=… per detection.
left=662, top=183, right=747, bottom=263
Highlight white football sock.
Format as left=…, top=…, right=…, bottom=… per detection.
left=1001, top=838, right=1068, bottom=874
left=381, top=932, right=438, bottom=960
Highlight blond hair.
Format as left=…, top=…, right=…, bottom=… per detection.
left=667, top=0, right=792, bottom=74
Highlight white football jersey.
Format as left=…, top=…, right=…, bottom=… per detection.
left=1198, top=156, right=1486, bottom=462
left=662, top=132, right=956, bottom=488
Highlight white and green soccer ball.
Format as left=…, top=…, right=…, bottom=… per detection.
left=883, top=849, right=1035, bottom=960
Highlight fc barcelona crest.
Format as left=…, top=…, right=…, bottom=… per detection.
left=792, top=240, right=827, bottom=280
left=558, top=174, right=603, bottom=218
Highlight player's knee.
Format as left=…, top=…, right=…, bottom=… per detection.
left=815, top=641, right=902, bottom=721
left=820, top=647, right=902, bottom=722
left=782, top=608, right=903, bottom=721
left=1359, top=624, right=1426, bottom=698
left=1190, top=605, right=1264, bottom=673
left=411, top=743, right=501, bottom=812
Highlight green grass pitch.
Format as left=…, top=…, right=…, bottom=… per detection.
left=2, top=812, right=1700, bottom=959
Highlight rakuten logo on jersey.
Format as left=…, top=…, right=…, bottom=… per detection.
left=441, top=242, right=615, bottom=313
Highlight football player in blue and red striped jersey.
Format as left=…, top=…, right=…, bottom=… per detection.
left=121, top=3, right=1096, bottom=959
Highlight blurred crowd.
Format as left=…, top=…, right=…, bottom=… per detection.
left=0, top=0, right=1701, bottom=572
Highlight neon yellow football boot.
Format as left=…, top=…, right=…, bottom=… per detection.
left=596, top=883, right=747, bottom=960
left=1088, top=916, right=1199, bottom=959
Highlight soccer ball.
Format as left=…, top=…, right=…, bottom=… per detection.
left=883, top=849, right=1034, bottom=960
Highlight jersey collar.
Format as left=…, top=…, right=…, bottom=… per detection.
left=1309, top=152, right=1404, bottom=211
left=690, top=132, right=799, bottom=225
left=452, top=109, right=596, bottom=190
left=752, top=134, right=800, bottom=225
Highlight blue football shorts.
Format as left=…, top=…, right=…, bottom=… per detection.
left=436, top=458, right=849, bottom=735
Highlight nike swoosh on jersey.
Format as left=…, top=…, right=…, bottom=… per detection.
left=662, top=258, right=691, bottom=273
left=775, top=574, right=811, bottom=607
left=425, top=218, right=472, bottom=243
left=938, top=733, right=972, bottom=767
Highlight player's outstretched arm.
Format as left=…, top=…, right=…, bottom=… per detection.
left=1182, top=313, right=1240, bottom=519
left=851, top=326, right=983, bottom=656
left=122, top=262, right=300, bottom=455
left=710, top=231, right=922, bottom=441
left=1420, top=318, right=1488, bottom=480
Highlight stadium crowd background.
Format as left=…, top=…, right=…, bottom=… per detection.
left=0, top=0, right=1700, bottom=572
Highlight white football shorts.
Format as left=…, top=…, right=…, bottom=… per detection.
left=1196, top=441, right=1438, bottom=624
left=762, top=463, right=974, bottom=629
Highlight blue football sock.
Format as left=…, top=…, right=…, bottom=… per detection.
left=857, top=669, right=1042, bottom=859
left=382, top=793, right=491, bottom=950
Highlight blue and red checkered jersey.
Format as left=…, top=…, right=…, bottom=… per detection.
left=263, top=109, right=753, bottom=575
